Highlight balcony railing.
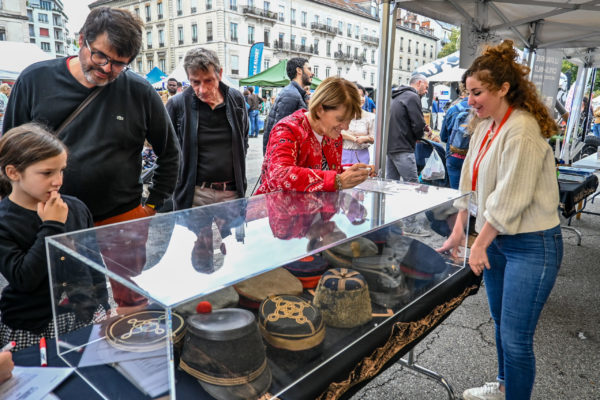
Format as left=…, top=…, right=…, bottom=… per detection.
left=362, top=34, right=379, bottom=45
left=334, top=50, right=353, bottom=62
left=231, top=69, right=239, bottom=75
left=273, top=40, right=317, bottom=55
left=242, top=6, right=277, bottom=21
left=310, top=22, right=338, bottom=36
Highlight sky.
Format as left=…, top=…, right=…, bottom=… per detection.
left=62, top=0, right=95, bottom=33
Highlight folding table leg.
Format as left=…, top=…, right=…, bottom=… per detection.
left=398, top=349, right=457, bottom=400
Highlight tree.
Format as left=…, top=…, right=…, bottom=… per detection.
left=437, top=27, right=460, bottom=58
left=561, top=60, right=578, bottom=87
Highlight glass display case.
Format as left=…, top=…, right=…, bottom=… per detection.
left=46, top=179, right=470, bottom=400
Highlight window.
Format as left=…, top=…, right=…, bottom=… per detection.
left=230, top=22, right=238, bottom=42
left=38, top=13, right=48, bottom=23
left=371, top=49, right=375, bottom=64
left=206, top=22, right=212, bottom=41
left=430, top=45, right=433, bottom=58
left=278, top=32, right=284, bottom=45
left=314, top=15, right=319, bottom=24
left=40, top=1, right=51, bottom=10
left=346, top=45, right=351, bottom=55
left=325, top=67, right=330, bottom=78
left=408, top=39, right=411, bottom=53
left=159, top=59, right=166, bottom=72
left=338, top=21, right=343, bottom=33
left=264, top=1, right=270, bottom=11
left=145, top=5, right=151, bottom=21
left=137, top=60, right=143, bottom=71
left=231, top=55, right=239, bottom=75
left=291, top=9, right=296, bottom=24
left=248, top=0, right=254, bottom=6
left=134, top=8, right=139, bottom=16
left=355, top=25, right=359, bottom=38
left=53, top=15, right=62, bottom=26
left=314, top=38, right=319, bottom=54
left=416, top=41, right=419, bottom=55
left=178, top=26, right=184, bottom=44
left=326, top=40, right=331, bottom=56
left=337, top=67, right=342, bottom=77
left=278, top=5, right=284, bottom=22
left=354, top=47, right=358, bottom=58
left=146, top=31, right=153, bottom=48
left=0, top=27, right=6, bottom=41
left=204, top=0, right=211, bottom=11
left=290, top=34, right=296, bottom=47
left=407, top=58, right=411, bottom=70
left=177, top=0, right=182, bottom=15
left=148, top=60, right=154, bottom=70
left=28, top=10, right=33, bottom=21
left=229, top=0, right=237, bottom=11
left=326, top=18, right=332, bottom=27
left=337, top=43, right=342, bottom=52
left=264, top=29, right=270, bottom=46
left=190, top=0, right=197, bottom=13
left=264, top=59, right=270, bottom=69
left=301, top=11, right=307, bottom=27
left=29, top=25, right=35, bottom=37
left=362, top=71, right=366, bottom=80
left=39, top=27, right=49, bottom=37
left=157, top=2, right=163, bottom=19
left=399, top=37, right=403, bottom=51
left=158, top=29, right=165, bottom=47
left=347, top=24, right=351, bottom=37
left=248, top=26, right=254, bottom=44
left=313, top=66, right=318, bottom=77
left=41, top=42, right=50, bottom=51
left=192, top=23, right=198, bottom=42
left=370, top=72, right=375, bottom=86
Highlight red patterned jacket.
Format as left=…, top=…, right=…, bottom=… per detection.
left=255, top=110, right=343, bottom=194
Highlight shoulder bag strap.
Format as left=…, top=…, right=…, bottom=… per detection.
left=55, top=86, right=105, bottom=136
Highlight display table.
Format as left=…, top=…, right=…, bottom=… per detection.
left=38, top=181, right=478, bottom=399
left=572, top=153, right=600, bottom=170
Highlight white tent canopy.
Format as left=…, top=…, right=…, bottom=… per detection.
left=427, top=67, right=467, bottom=82
left=0, top=42, right=52, bottom=81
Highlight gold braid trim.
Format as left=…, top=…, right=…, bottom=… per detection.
left=316, top=284, right=479, bottom=400
left=259, top=323, right=326, bottom=350
left=179, top=358, right=267, bottom=386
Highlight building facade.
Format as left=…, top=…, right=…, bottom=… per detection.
left=89, top=0, right=440, bottom=89
left=0, top=0, right=29, bottom=42
left=27, top=0, right=70, bottom=58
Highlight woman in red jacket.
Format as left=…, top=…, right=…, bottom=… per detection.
left=256, top=77, right=374, bottom=194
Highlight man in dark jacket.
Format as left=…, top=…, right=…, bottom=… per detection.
left=386, top=73, right=429, bottom=183
left=167, top=47, right=249, bottom=209
left=386, top=73, right=431, bottom=237
left=262, top=57, right=313, bottom=154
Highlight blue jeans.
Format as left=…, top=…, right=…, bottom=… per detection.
left=484, top=225, right=563, bottom=400
left=592, top=123, right=600, bottom=138
left=446, top=155, right=464, bottom=189
left=249, top=109, right=260, bottom=137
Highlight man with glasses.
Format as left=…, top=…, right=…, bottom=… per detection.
left=2, top=7, right=180, bottom=307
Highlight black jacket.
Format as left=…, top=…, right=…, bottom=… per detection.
left=388, top=85, right=426, bottom=154
left=167, top=83, right=249, bottom=209
left=263, top=81, right=307, bottom=154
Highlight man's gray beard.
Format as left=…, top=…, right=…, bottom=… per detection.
left=83, top=69, right=117, bottom=87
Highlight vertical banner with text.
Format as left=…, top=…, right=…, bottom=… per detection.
left=248, top=42, right=264, bottom=95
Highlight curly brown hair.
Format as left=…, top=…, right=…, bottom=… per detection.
left=462, top=40, right=557, bottom=138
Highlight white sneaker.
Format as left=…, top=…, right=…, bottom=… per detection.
left=463, top=382, right=504, bottom=400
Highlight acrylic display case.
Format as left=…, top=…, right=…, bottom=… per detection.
left=46, top=179, right=471, bottom=400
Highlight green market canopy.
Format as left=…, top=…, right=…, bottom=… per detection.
left=240, top=60, right=322, bottom=89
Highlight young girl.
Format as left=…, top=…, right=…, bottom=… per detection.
left=0, top=123, right=108, bottom=351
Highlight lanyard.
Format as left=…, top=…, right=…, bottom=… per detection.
left=471, top=106, right=513, bottom=192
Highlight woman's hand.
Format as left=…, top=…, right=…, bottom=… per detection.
left=468, top=243, right=490, bottom=276
left=338, top=163, right=371, bottom=188
left=437, top=229, right=466, bottom=259
left=37, top=191, right=68, bottom=223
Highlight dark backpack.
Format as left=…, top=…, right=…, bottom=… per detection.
left=448, top=103, right=472, bottom=156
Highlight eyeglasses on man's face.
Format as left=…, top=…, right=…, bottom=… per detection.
left=85, top=40, right=130, bottom=72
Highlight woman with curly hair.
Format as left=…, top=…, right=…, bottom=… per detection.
left=439, top=40, right=562, bottom=400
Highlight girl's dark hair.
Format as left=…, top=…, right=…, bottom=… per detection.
left=462, top=39, right=557, bottom=138
left=0, top=123, right=67, bottom=197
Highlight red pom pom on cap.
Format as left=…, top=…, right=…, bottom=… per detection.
left=196, top=301, right=212, bottom=314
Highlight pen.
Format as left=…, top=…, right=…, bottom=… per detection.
left=1, top=341, right=15, bottom=352
left=40, top=337, right=47, bottom=367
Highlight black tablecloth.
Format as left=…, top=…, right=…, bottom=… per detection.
left=558, top=175, right=599, bottom=218
left=12, top=268, right=480, bottom=400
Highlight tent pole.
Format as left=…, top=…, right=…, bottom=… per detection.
left=373, top=0, right=398, bottom=178
left=561, top=66, right=591, bottom=162
left=581, top=67, right=596, bottom=138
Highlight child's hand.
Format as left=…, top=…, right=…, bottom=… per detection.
left=37, top=191, right=68, bottom=223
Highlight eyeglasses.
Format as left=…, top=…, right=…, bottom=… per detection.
left=85, top=40, right=130, bottom=72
